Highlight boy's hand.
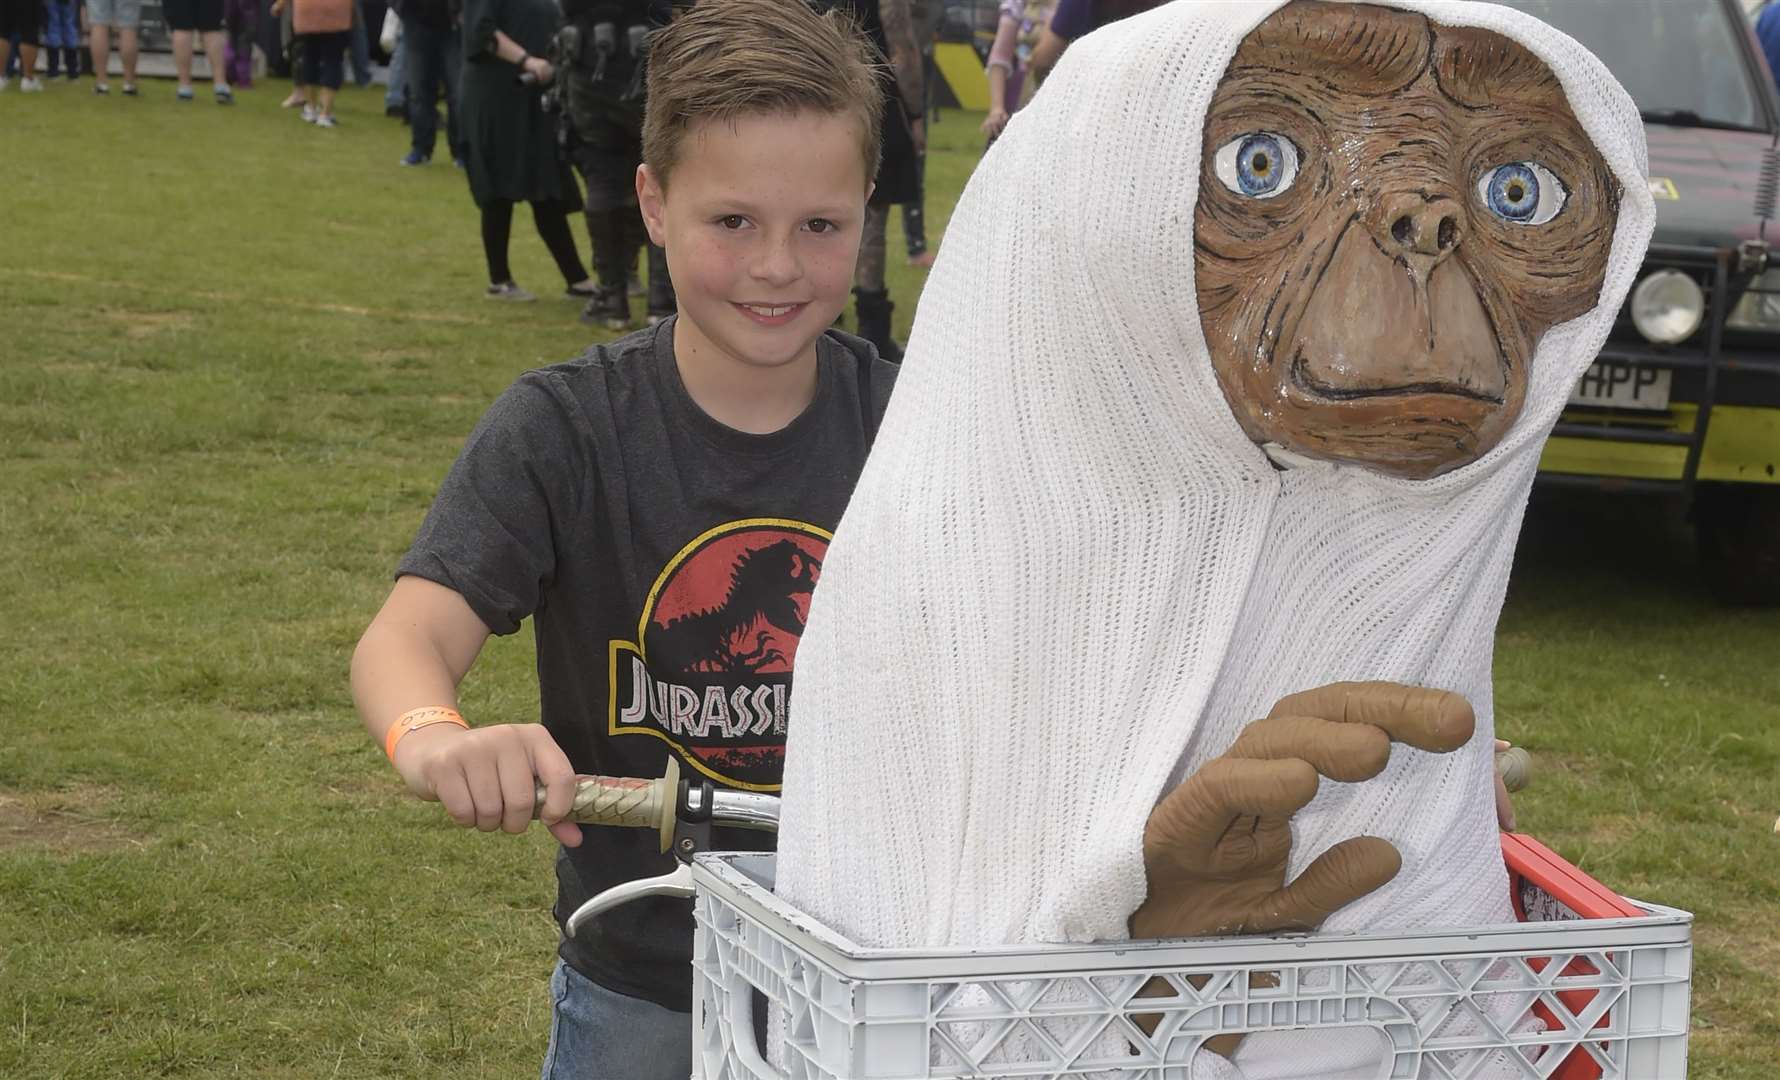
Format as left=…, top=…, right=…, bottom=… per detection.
left=1131, top=681, right=1474, bottom=940
left=392, top=722, right=583, bottom=847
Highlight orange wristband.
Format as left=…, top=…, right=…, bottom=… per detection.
left=385, top=706, right=469, bottom=761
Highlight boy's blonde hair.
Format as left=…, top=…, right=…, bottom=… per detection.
left=643, top=0, right=884, bottom=189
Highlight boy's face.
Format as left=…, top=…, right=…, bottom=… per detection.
left=639, top=111, right=871, bottom=373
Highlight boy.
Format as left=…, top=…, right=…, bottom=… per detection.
left=349, top=2, right=895, bottom=1076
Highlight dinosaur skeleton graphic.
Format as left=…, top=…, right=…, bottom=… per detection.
left=649, top=539, right=821, bottom=675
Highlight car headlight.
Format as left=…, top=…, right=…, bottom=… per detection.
left=1727, top=267, right=1780, bottom=332
left=1630, top=270, right=1705, bottom=344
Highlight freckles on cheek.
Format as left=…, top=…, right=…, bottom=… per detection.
left=677, top=238, right=736, bottom=290
left=816, top=252, right=856, bottom=288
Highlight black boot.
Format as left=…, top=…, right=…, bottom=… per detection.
left=852, top=287, right=903, bottom=363
left=66, top=47, right=82, bottom=79
left=579, top=285, right=631, bottom=331
left=581, top=206, right=632, bottom=330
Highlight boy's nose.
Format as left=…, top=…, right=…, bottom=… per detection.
left=750, top=236, right=803, bottom=286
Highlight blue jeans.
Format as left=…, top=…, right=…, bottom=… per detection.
left=403, top=20, right=461, bottom=160
left=540, top=960, right=692, bottom=1080
left=383, top=21, right=405, bottom=109
left=347, top=0, right=371, bottom=85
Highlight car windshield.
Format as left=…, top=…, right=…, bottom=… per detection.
left=1490, top=0, right=1765, bottom=130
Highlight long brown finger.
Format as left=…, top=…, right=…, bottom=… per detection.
left=1145, top=756, right=1319, bottom=858
left=1268, top=681, right=1474, bottom=753
left=1225, top=715, right=1391, bottom=783
left=1258, top=835, right=1402, bottom=931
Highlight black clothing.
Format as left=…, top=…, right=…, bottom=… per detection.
left=480, top=199, right=588, bottom=286
left=460, top=0, right=577, bottom=206
left=397, top=0, right=453, bottom=30
left=300, top=29, right=348, bottom=89
left=556, top=0, right=660, bottom=100
left=397, top=320, right=898, bottom=1010
left=0, top=0, right=40, bottom=43
left=563, top=95, right=643, bottom=212
left=870, top=95, right=921, bottom=207
left=557, top=0, right=662, bottom=294
left=838, top=0, right=920, bottom=206
left=164, top=0, right=225, bottom=31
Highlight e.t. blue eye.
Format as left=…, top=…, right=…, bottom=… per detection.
left=1213, top=132, right=1301, bottom=199
left=1477, top=162, right=1568, bottom=225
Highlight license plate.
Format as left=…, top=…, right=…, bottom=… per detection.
left=1568, top=361, right=1672, bottom=411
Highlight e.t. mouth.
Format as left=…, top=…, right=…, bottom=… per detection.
left=1291, top=352, right=1505, bottom=405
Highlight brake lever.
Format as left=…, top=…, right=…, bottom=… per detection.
left=560, top=791, right=719, bottom=937
left=546, top=764, right=779, bottom=938
left=565, top=862, right=693, bottom=936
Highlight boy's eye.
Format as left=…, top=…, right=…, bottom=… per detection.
left=806, top=219, right=837, bottom=234
left=718, top=215, right=749, bottom=230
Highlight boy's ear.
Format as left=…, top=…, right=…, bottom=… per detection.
left=637, top=164, right=668, bottom=249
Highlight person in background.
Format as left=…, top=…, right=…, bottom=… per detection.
left=273, top=0, right=350, bottom=125
left=980, top=0, right=1051, bottom=144
left=844, top=0, right=924, bottom=361
left=381, top=5, right=406, bottom=118
left=223, top=0, right=257, bottom=85
left=345, top=0, right=371, bottom=86
left=87, top=0, right=139, bottom=93
left=0, top=0, right=42, bottom=91
left=166, top=0, right=233, bottom=101
left=1026, top=0, right=1157, bottom=83
left=899, top=0, right=941, bottom=269
left=44, top=0, right=81, bottom=80
left=458, top=0, right=595, bottom=300
left=396, top=0, right=462, bottom=166
left=277, top=0, right=305, bottom=105
left=558, top=0, right=675, bottom=329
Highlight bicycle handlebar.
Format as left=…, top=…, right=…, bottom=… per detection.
left=543, top=750, right=1531, bottom=934
left=529, top=750, right=1528, bottom=841
left=532, top=758, right=680, bottom=852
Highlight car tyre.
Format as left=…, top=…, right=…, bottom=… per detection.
left=1695, top=483, right=1780, bottom=606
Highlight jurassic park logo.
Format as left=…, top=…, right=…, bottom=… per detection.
left=607, top=519, right=830, bottom=791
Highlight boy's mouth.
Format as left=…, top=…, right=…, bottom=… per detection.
left=734, top=302, right=808, bottom=326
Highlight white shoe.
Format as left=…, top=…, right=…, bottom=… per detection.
left=19, top=77, right=44, bottom=92
left=484, top=282, right=536, bottom=302
left=315, top=113, right=338, bottom=128
left=0, top=78, right=10, bottom=93
left=300, top=103, right=318, bottom=123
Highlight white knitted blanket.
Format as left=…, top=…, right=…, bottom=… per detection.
left=776, top=2, right=1652, bottom=1076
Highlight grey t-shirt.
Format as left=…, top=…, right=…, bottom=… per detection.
left=397, top=318, right=898, bottom=1009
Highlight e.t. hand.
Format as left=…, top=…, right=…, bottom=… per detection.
left=1131, top=681, right=1475, bottom=941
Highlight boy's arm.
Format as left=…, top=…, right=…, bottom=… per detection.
left=352, top=575, right=583, bottom=846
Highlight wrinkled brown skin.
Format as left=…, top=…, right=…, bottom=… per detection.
left=1129, top=682, right=1475, bottom=1051
left=1132, top=682, right=1475, bottom=944
left=1195, top=1, right=1622, bottom=478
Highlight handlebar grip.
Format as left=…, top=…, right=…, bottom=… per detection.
left=1495, top=747, right=1533, bottom=794
left=534, top=758, right=680, bottom=853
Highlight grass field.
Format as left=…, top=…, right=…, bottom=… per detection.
left=2, top=79, right=1777, bottom=1079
